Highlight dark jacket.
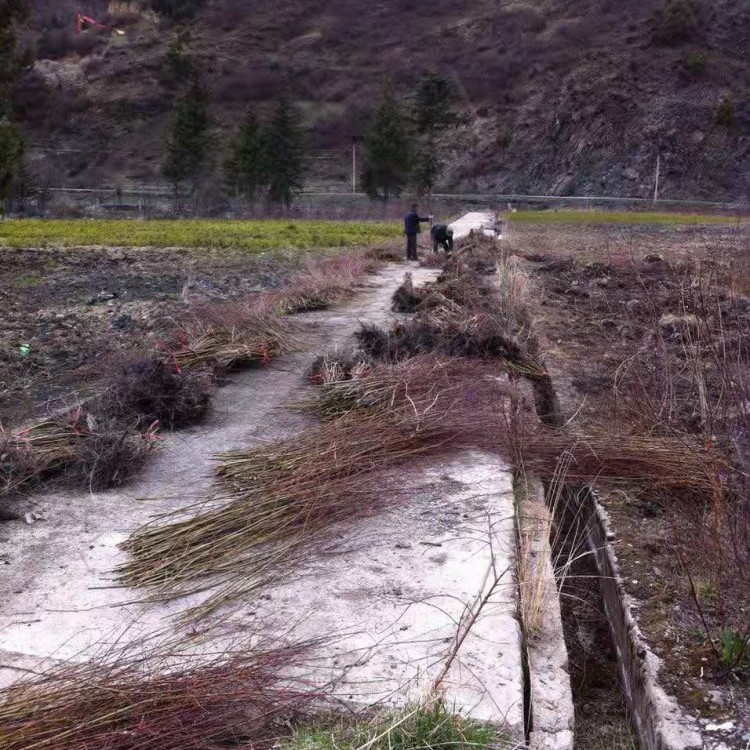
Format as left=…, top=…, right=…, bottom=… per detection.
left=404, top=210, right=430, bottom=235
left=430, top=224, right=453, bottom=243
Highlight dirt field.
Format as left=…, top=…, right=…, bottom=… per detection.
left=508, top=220, right=750, bottom=746
left=1, top=245, right=336, bottom=427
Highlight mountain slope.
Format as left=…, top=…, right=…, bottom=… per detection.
left=17, top=0, right=750, bottom=201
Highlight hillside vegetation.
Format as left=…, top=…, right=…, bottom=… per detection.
left=16, top=0, right=750, bottom=201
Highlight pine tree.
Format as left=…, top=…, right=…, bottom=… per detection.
left=413, top=72, right=458, bottom=135
left=0, top=0, right=26, bottom=97
left=0, top=0, right=27, bottom=209
left=412, top=137, right=440, bottom=199
left=266, top=99, right=304, bottom=207
left=163, top=77, right=212, bottom=195
left=411, top=72, right=458, bottom=199
left=0, top=119, right=23, bottom=203
left=224, top=108, right=271, bottom=202
left=362, top=82, right=413, bottom=203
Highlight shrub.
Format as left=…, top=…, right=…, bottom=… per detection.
left=161, top=29, right=198, bottom=86
left=715, top=92, right=735, bottom=126
left=684, top=49, right=707, bottom=75
left=653, top=0, right=701, bottom=45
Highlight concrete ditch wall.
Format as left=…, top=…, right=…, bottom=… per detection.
left=516, top=476, right=575, bottom=750
left=582, top=490, right=706, bottom=750
left=517, top=244, right=709, bottom=750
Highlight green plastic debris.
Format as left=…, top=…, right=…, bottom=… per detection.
left=19, top=344, right=30, bottom=358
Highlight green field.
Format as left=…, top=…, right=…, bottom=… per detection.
left=0, top=219, right=401, bottom=250
left=507, top=210, right=743, bottom=225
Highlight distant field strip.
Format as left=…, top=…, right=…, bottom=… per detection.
left=0, top=220, right=400, bottom=250
left=507, top=210, right=743, bottom=225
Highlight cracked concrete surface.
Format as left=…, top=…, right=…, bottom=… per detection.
left=0, top=240, right=528, bottom=735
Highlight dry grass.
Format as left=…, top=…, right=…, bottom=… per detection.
left=250, top=250, right=382, bottom=317
left=0, top=636, right=320, bottom=750
left=516, top=477, right=557, bottom=642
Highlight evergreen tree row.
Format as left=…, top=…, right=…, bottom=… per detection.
left=163, top=77, right=305, bottom=208
left=164, top=72, right=458, bottom=209
left=362, top=73, right=459, bottom=204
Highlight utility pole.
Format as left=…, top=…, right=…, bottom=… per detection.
left=653, top=154, right=661, bottom=203
left=352, top=141, right=357, bottom=194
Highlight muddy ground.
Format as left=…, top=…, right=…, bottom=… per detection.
left=0, top=246, right=316, bottom=428
left=508, top=222, right=750, bottom=746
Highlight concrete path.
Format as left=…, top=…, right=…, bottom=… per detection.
left=0, top=252, right=522, bottom=734
left=449, top=211, right=499, bottom=240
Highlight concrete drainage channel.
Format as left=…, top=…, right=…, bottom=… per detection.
left=509, top=243, right=722, bottom=749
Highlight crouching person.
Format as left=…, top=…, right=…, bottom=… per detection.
left=430, top=223, right=454, bottom=255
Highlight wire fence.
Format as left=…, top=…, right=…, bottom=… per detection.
left=11, top=184, right=750, bottom=221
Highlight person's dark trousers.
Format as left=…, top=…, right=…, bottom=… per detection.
left=433, top=239, right=453, bottom=255
left=406, top=233, right=418, bottom=260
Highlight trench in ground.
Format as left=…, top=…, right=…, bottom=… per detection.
left=551, top=486, right=636, bottom=750
left=527, top=356, right=636, bottom=749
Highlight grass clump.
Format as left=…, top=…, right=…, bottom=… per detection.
left=0, top=219, right=400, bottom=251
left=715, top=92, right=736, bottom=126
left=281, top=702, right=503, bottom=750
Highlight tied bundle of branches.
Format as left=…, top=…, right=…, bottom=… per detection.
left=306, top=353, right=721, bottom=495
left=0, top=637, right=319, bottom=750
left=170, top=310, right=295, bottom=373
left=1, top=408, right=158, bottom=495
left=355, top=317, right=544, bottom=381
left=302, top=355, right=518, bottom=424
left=380, top=240, right=541, bottom=382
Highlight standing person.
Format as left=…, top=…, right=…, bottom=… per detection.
left=403, top=203, right=432, bottom=260
left=430, top=223, right=454, bottom=255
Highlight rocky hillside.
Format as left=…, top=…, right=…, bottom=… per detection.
left=16, top=0, right=750, bottom=201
